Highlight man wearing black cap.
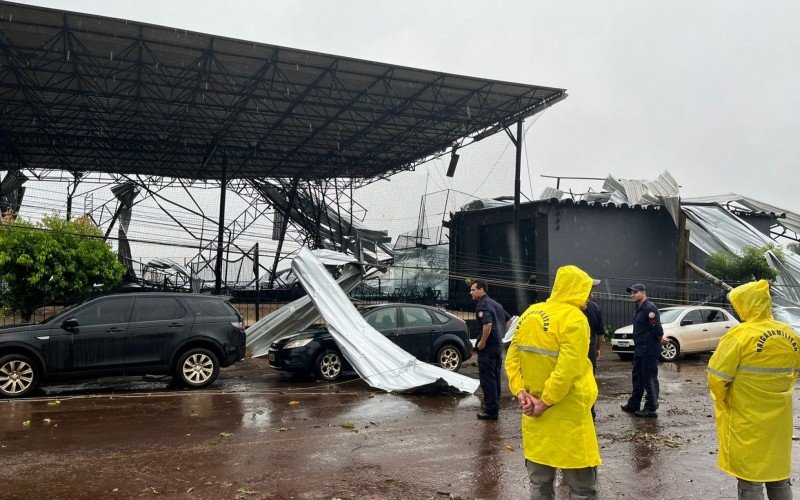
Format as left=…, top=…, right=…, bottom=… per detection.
left=621, top=283, right=667, bottom=418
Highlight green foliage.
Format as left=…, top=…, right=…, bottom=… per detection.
left=705, top=244, right=782, bottom=285
left=0, top=214, right=126, bottom=321
left=603, top=325, right=615, bottom=342
left=788, top=242, right=800, bottom=255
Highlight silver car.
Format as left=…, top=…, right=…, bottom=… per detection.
left=611, top=306, right=739, bottom=361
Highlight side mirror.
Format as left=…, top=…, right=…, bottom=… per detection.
left=680, top=319, right=693, bottom=326
left=62, top=317, right=79, bottom=330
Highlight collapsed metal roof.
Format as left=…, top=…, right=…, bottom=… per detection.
left=0, top=1, right=566, bottom=181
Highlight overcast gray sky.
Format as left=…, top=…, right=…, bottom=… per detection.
left=18, top=0, right=800, bottom=227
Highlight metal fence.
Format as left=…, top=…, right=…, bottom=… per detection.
left=0, top=304, right=70, bottom=326
left=0, top=289, right=734, bottom=330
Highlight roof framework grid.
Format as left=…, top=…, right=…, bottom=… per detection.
left=0, top=1, right=566, bottom=182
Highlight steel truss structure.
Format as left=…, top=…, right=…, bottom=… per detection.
left=0, top=1, right=568, bottom=293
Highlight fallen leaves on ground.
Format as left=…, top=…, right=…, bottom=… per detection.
left=341, top=422, right=355, bottom=430
left=289, top=400, right=299, bottom=406
left=22, top=420, right=30, bottom=428
left=505, top=445, right=515, bottom=451
left=619, top=430, right=683, bottom=448
left=47, top=400, right=61, bottom=406
left=220, top=432, right=234, bottom=437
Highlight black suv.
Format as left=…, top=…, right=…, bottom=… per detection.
left=268, top=303, right=472, bottom=381
left=0, top=293, right=246, bottom=398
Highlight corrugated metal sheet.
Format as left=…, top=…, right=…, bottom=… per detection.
left=291, top=248, right=479, bottom=393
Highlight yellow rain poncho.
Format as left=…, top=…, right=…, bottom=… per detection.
left=707, top=280, right=800, bottom=482
left=505, top=265, right=601, bottom=468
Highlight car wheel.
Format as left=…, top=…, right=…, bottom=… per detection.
left=436, top=345, right=462, bottom=371
left=616, top=353, right=634, bottom=361
left=0, top=354, right=40, bottom=398
left=660, top=339, right=680, bottom=362
left=315, top=350, right=343, bottom=381
left=175, top=348, right=220, bottom=389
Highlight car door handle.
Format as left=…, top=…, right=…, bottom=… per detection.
left=168, top=323, right=185, bottom=328
left=105, top=327, right=124, bottom=333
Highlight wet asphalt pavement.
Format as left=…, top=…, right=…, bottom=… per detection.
left=2, top=343, right=799, bottom=499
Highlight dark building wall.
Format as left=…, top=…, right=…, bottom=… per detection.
left=733, top=212, right=776, bottom=237
left=449, top=205, right=540, bottom=315
left=542, top=202, right=678, bottom=329
left=544, top=203, right=678, bottom=296
left=449, top=200, right=684, bottom=328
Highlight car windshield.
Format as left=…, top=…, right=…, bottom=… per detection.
left=659, top=309, right=684, bottom=324
left=38, top=302, right=82, bottom=324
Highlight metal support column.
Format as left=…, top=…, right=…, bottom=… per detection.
left=513, top=119, right=522, bottom=240
left=253, top=242, right=260, bottom=322
left=268, top=176, right=300, bottom=289
left=512, top=119, right=525, bottom=312
left=676, top=209, right=690, bottom=303
left=214, top=153, right=228, bottom=295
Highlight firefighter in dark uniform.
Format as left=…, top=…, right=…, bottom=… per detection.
left=621, top=283, right=667, bottom=418
left=582, top=284, right=604, bottom=420
left=583, top=286, right=604, bottom=371
left=469, top=279, right=511, bottom=421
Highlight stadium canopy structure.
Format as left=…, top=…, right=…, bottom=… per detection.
left=0, top=1, right=567, bottom=296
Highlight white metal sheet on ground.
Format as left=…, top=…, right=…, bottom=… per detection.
left=292, top=248, right=479, bottom=393
left=246, top=265, right=363, bottom=358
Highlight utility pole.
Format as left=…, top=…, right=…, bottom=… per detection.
left=214, top=152, right=228, bottom=295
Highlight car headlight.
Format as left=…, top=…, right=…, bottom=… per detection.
left=283, top=338, right=313, bottom=349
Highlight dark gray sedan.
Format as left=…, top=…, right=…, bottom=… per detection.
left=268, top=303, right=472, bottom=381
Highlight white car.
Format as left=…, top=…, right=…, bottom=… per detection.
left=611, top=306, right=740, bottom=361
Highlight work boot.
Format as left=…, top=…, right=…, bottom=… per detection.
left=635, top=410, right=658, bottom=418
left=477, top=412, right=498, bottom=421
left=620, top=405, right=638, bottom=413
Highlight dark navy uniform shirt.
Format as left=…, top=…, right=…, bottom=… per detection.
left=632, top=299, right=664, bottom=356
left=584, top=300, right=604, bottom=349
left=475, top=295, right=511, bottom=347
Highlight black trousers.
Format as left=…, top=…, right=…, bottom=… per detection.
left=627, top=353, right=659, bottom=412
left=478, top=344, right=502, bottom=415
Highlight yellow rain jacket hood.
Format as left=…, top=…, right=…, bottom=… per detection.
left=505, top=265, right=601, bottom=469
left=707, top=280, right=800, bottom=482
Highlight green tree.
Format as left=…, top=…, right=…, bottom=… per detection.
left=788, top=242, right=800, bottom=256
left=705, top=244, right=782, bottom=284
left=0, top=214, right=126, bottom=321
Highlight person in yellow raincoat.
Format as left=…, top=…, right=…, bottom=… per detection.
left=505, top=265, right=601, bottom=500
left=707, top=280, right=800, bottom=499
